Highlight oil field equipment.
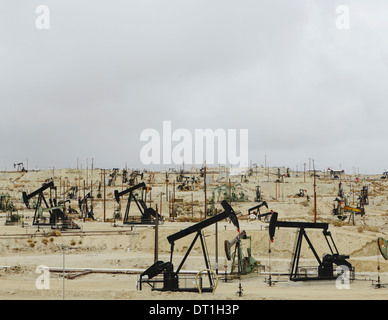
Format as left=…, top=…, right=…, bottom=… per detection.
left=332, top=184, right=368, bottom=224
left=78, top=192, right=95, bottom=220
left=207, top=190, right=216, bottom=216
left=138, top=200, right=240, bottom=292
left=0, top=193, right=13, bottom=212
left=212, top=183, right=248, bottom=203
left=22, top=181, right=80, bottom=229
left=276, top=168, right=285, bottom=183
left=177, top=175, right=195, bottom=191
left=255, top=185, right=262, bottom=202
left=13, top=162, right=27, bottom=172
left=96, top=182, right=102, bottom=199
left=67, top=186, right=78, bottom=200
left=2, top=193, right=19, bottom=225
left=128, top=170, right=142, bottom=186
left=108, top=168, right=119, bottom=186
left=122, top=168, right=128, bottom=184
left=296, top=189, right=310, bottom=201
left=114, top=182, right=161, bottom=225
left=269, top=212, right=353, bottom=281
left=224, top=230, right=258, bottom=276
left=247, top=201, right=272, bottom=221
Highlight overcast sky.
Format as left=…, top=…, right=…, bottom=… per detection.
left=1, top=1, right=388, bottom=173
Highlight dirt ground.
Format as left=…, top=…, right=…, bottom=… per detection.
left=1, top=167, right=388, bottom=300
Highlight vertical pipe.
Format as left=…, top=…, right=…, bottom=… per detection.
left=313, top=160, right=317, bottom=223
left=154, top=204, right=158, bottom=262
left=79, top=165, right=81, bottom=200
left=91, top=158, right=93, bottom=216
left=160, top=192, right=162, bottom=217
left=228, top=178, right=231, bottom=203
left=166, top=174, right=169, bottom=202
left=215, top=222, right=218, bottom=275
left=59, top=177, right=62, bottom=201
left=171, top=180, right=176, bottom=218
left=83, top=179, right=86, bottom=222
left=169, top=191, right=172, bottom=219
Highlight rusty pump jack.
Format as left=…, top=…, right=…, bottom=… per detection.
left=114, top=182, right=161, bottom=225
left=139, top=200, right=240, bottom=292
left=269, top=212, right=353, bottom=281
left=22, top=181, right=79, bottom=229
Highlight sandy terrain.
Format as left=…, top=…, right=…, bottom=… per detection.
left=1, top=167, right=388, bottom=300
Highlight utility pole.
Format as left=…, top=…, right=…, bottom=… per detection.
left=204, top=163, right=207, bottom=220
left=191, top=192, right=194, bottom=217
left=154, top=204, right=159, bottom=262
left=313, top=160, right=317, bottom=223
left=165, top=173, right=169, bottom=202
left=103, top=169, right=106, bottom=222
left=91, top=158, right=93, bottom=217
left=83, top=179, right=86, bottom=222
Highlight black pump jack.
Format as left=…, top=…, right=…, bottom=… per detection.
left=139, top=200, right=240, bottom=292
left=22, top=181, right=79, bottom=229
left=114, top=182, right=160, bottom=224
left=269, top=212, right=353, bottom=281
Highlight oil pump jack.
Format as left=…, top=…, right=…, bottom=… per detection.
left=139, top=200, right=240, bottom=292
left=247, top=201, right=272, bottom=221
left=333, top=183, right=368, bottom=224
left=78, top=192, right=95, bottom=220
left=22, top=181, right=80, bottom=229
left=114, top=182, right=161, bottom=225
left=269, top=212, right=353, bottom=281
left=224, top=230, right=258, bottom=276
left=14, top=162, right=27, bottom=172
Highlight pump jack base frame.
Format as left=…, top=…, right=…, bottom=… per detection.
left=123, top=216, right=164, bottom=225
left=141, top=279, right=214, bottom=293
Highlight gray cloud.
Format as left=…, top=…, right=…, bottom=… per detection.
left=1, top=0, right=387, bottom=173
